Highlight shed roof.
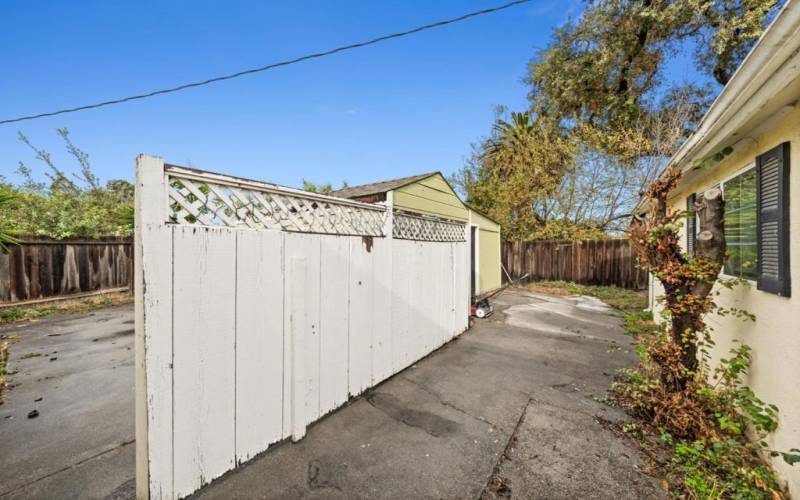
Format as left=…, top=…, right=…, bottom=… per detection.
left=330, top=172, right=438, bottom=199
left=331, top=171, right=501, bottom=226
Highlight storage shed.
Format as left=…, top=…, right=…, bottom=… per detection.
left=332, top=172, right=502, bottom=296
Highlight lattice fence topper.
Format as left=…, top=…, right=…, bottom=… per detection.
left=165, top=165, right=386, bottom=236
left=393, top=211, right=466, bottom=242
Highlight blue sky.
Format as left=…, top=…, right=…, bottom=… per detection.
left=0, top=0, right=705, bottom=190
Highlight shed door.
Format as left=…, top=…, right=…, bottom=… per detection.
left=470, top=226, right=477, bottom=298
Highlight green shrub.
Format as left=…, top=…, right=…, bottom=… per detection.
left=673, top=438, right=781, bottom=499
left=612, top=317, right=797, bottom=498
left=0, top=307, right=44, bottom=323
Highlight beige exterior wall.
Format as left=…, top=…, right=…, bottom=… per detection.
left=394, top=174, right=469, bottom=221
left=650, top=104, right=800, bottom=493
left=469, top=209, right=502, bottom=294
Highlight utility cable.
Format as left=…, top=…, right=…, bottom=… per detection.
left=0, top=0, right=532, bottom=125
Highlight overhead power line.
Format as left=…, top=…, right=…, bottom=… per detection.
left=1, top=0, right=532, bottom=125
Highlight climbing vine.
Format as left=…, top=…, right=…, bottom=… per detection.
left=616, top=164, right=799, bottom=497
left=630, top=165, right=728, bottom=389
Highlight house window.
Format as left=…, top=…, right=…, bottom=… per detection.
left=722, top=167, right=757, bottom=280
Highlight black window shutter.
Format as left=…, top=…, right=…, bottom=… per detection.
left=756, top=142, right=791, bottom=296
left=686, top=193, right=696, bottom=255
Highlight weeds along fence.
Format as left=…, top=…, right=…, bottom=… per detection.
left=136, top=157, right=470, bottom=499
left=502, top=238, right=647, bottom=290
left=0, top=235, right=133, bottom=304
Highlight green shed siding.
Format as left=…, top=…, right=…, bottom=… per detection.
left=340, top=171, right=503, bottom=296
left=469, top=209, right=502, bottom=294
left=393, top=174, right=469, bottom=221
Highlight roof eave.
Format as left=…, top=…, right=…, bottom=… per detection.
left=330, top=171, right=440, bottom=199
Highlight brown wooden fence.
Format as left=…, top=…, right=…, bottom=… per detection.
left=0, top=235, right=133, bottom=304
left=502, top=238, right=648, bottom=290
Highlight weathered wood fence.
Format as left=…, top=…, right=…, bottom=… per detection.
left=502, top=238, right=648, bottom=290
left=0, top=235, right=133, bottom=303
left=136, top=157, right=471, bottom=499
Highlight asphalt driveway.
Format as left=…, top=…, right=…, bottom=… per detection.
left=0, top=303, right=135, bottom=500
left=0, top=289, right=662, bottom=499
left=193, top=288, right=662, bottom=499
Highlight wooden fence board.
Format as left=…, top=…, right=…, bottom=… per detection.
left=319, top=236, right=351, bottom=416
left=235, top=229, right=284, bottom=463
left=0, top=235, right=133, bottom=303
left=502, top=238, right=647, bottom=290
left=348, top=236, right=374, bottom=398
left=172, top=226, right=237, bottom=498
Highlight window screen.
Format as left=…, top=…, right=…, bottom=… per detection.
left=722, top=168, right=757, bottom=280
left=686, top=193, right=696, bottom=255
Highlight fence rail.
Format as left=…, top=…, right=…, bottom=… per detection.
left=166, top=164, right=387, bottom=236
left=0, top=235, right=133, bottom=304
left=502, top=238, right=647, bottom=290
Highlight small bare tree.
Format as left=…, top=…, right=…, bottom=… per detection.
left=539, top=88, right=702, bottom=235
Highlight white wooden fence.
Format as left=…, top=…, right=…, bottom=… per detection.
left=134, top=156, right=471, bottom=499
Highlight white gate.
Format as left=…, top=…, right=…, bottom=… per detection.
left=134, top=156, right=470, bottom=499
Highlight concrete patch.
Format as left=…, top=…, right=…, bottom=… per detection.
left=503, top=296, right=630, bottom=345
left=366, top=392, right=461, bottom=437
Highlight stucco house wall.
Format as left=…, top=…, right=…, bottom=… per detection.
left=650, top=90, right=800, bottom=496
left=643, top=2, right=800, bottom=491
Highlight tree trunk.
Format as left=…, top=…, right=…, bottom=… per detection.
left=692, top=188, right=726, bottom=297
left=668, top=187, right=725, bottom=388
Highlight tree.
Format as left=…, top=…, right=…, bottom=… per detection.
left=456, top=87, right=699, bottom=240
left=697, top=0, right=781, bottom=85
left=544, top=87, right=701, bottom=234
left=453, top=111, right=579, bottom=241
left=302, top=179, right=349, bottom=194
left=458, top=0, right=769, bottom=241
left=4, top=129, right=134, bottom=238
left=0, top=189, right=20, bottom=252
left=527, top=0, right=778, bottom=149
left=630, top=163, right=729, bottom=389
left=539, top=148, right=645, bottom=233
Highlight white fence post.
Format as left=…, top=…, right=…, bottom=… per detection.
left=380, top=192, right=395, bottom=376
left=384, top=191, right=394, bottom=239
left=135, top=155, right=173, bottom=500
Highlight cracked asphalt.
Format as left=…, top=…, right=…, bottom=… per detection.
left=190, top=289, right=663, bottom=499
left=0, top=289, right=663, bottom=499
left=0, top=304, right=135, bottom=500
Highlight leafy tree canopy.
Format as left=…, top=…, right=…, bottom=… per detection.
left=457, top=0, right=780, bottom=241
left=528, top=0, right=779, bottom=138
left=302, top=179, right=349, bottom=194
left=452, top=111, right=586, bottom=240
left=1, top=129, right=134, bottom=239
